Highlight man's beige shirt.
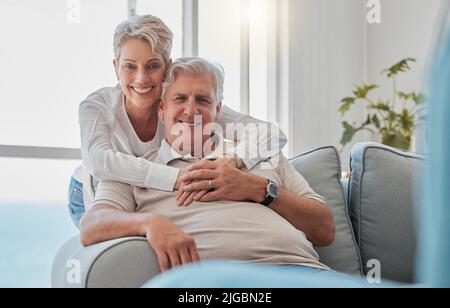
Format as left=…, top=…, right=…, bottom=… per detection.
left=92, top=139, right=329, bottom=270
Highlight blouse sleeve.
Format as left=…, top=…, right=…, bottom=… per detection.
left=79, top=101, right=179, bottom=192
left=218, top=105, right=288, bottom=170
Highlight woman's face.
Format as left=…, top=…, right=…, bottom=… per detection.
left=114, top=38, right=169, bottom=109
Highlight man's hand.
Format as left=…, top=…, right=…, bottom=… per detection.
left=144, top=215, right=200, bottom=271
left=178, top=161, right=268, bottom=203
left=175, top=157, right=242, bottom=206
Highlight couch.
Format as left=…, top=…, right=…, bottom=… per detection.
left=51, top=142, right=424, bottom=288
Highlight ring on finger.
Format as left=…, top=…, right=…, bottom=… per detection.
left=208, top=180, right=214, bottom=191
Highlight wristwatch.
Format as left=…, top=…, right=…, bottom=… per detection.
left=261, top=180, right=280, bottom=207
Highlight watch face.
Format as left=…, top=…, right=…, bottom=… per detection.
left=268, top=182, right=280, bottom=198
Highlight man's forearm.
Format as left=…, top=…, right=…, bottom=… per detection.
left=248, top=177, right=335, bottom=246
left=268, top=188, right=335, bottom=246
left=79, top=205, right=154, bottom=246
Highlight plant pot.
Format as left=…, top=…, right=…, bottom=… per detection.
left=381, top=131, right=411, bottom=150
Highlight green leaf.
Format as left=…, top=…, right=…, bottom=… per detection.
left=382, top=58, right=416, bottom=78
left=380, top=127, right=389, bottom=136
left=397, top=91, right=426, bottom=106
left=352, top=84, right=379, bottom=99
left=388, top=111, right=397, bottom=121
left=367, top=101, right=391, bottom=112
left=363, top=114, right=371, bottom=126
left=371, top=114, right=380, bottom=129
left=399, top=109, right=414, bottom=137
left=387, top=111, right=397, bottom=127
left=414, top=93, right=426, bottom=105
left=338, top=97, right=356, bottom=117
left=340, top=121, right=357, bottom=147
left=397, top=91, right=415, bottom=101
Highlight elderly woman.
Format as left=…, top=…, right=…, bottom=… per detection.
left=68, top=15, right=287, bottom=228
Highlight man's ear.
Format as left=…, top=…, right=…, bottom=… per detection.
left=215, top=102, right=222, bottom=121
left=113, top=59, right=119, bottom=80
left=158, top=99, right=165, bottom=121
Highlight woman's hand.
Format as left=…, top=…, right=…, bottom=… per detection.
left=174, top=168, right=188, bottom=191
left=175, top=157, right=240, bottom=206
left=178, top=160, right=268, bottom=203
left=144, top=215, right=200, bottom=272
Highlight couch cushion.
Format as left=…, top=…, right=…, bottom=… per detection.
left=290, top=146, right=362, bottom=275
left=349, top=142, right=424, bottom=283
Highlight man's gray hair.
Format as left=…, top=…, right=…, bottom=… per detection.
left=162, top=57, right=225, bottom=102
left=113, top=15, right=173, bottom=62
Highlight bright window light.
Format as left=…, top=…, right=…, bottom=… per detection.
left=198, top=0, right=242, bottom=112
left=0, top=0, right=128, bottom=148
left=136, top=0, right=183, bottom=59
left=249, top=0, right=269, bottom=121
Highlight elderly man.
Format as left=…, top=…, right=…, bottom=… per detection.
left=80, top=57, right=335, bottom=273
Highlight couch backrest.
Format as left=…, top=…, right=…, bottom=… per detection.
left=290, top=146, right=362, bottom=275
left=349, top=142, right=424, bottom=283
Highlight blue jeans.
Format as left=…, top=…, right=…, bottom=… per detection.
left=68, top=177, right=85, bottom=229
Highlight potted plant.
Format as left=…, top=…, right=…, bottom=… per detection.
left=338, top=58, right=426, bottom=151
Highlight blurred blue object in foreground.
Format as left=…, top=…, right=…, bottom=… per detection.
left=417, top=13, right=450, bottom=288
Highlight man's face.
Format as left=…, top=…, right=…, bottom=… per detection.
left=159, top=72, right=222, bottom=155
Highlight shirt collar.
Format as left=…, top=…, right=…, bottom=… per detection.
left=156, top=135, right=224, bottom=166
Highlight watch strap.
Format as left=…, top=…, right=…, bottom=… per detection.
left=261, top=180, right=275, bottom=207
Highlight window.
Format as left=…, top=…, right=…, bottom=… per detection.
left=249, top=0, right=270, bottom=122
left=0, top=158, right=80, bottom=204
left=0, top=0, right=129, bottom=149
left=198, top=0, right=273, bottom=120
left=198, top=0, right=242, bottom=112
left=136, top=0, right=183, bottom=59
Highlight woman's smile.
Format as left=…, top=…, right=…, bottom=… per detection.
left=131, top=86, right=155, bottom=95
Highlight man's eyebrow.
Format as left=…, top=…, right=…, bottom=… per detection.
left=123, top=58, right=161, bottom=63
left=146, top=58, right=162, bottom=63
left=196, top=94, right=212, bottom=99
left=195, top=94, right=211, bottom=99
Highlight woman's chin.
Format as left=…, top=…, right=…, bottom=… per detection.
left=127, top=94, right=159, bottom=108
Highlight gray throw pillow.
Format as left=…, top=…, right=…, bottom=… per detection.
left=290, top=146, right=362, bottom=275
left=349, top=142, right=424, bottom=283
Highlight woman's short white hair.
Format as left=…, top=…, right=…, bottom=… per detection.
left=162, top=57, right=225, bottom=102
left=113, top=15, right=173, bottom=62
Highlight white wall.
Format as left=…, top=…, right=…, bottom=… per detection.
left=367, top=0, right=443, bottom=94
left=286, top=0, right=366, bottom=169
left=366, top=0, right=444, bottom=153
left=285, top=0, right=444, bottom=168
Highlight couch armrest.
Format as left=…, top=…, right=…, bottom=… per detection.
left=51, top=236, right=160, bottom=288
